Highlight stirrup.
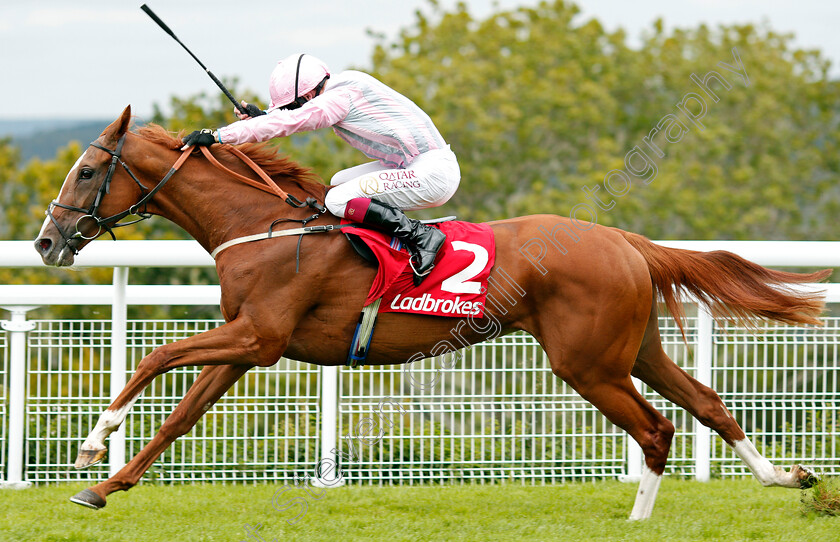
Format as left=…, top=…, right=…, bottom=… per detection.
left=409, top=255, right=434, bottom=277
left=419, top=215, right=457, bottom=225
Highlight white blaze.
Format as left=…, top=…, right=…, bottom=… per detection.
left=37, top=150, right=89, bottom=238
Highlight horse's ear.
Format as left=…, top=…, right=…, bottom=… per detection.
left=102, top=105, right=132, bottom=144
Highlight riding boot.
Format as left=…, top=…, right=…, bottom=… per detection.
left=347, top=198, right=446, bottom=285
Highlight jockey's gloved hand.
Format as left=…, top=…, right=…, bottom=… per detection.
left=235, top=101, right=267, bottom=120
left=244, top=103, right=266, bottom=117
left=182, top=129, right=218, bottom=148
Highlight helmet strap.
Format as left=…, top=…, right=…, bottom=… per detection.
left=293, top=54, right=304, bottom=105
left=280, top=55, right=330, bottom=111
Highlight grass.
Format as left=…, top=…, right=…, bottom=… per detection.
left=0, top=479, right=837, bottom=541
left=801, top=478, right=840, bottom=517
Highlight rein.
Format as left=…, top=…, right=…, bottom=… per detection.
left=197, top=145, right=312, bottom=207
left=47, top=134, right=327, bottom=255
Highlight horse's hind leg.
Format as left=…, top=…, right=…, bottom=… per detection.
left=632, top=308, right=817, bottom=489
left=70, top=363, right=251, bottom=509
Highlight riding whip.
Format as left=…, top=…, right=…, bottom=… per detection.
left=140, top=4, right=248, bottom=115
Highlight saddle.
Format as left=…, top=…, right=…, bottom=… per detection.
left=341, top=218, right=496, bottom=367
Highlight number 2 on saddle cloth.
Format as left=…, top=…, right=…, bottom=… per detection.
left=341, top=219, right=496, bottom=366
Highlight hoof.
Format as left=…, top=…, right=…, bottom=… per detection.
left=75, top=447, right=107, bottom=469
left=795, top=465, right=819, bottom=489
left=69, top=488, right=107, bottom=510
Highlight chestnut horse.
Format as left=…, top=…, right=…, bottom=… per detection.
left=35, top=106, right=829, bottom=519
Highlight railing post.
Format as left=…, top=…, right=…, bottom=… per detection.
left=312, top=364, right=343, bottom=487
left=0, top=305, right=37, bottom=489
left=695, top=305, right=714, bottom=482
left=109, top=267, right=129, bottom=477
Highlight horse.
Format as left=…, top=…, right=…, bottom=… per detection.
left=34, top=105, right=830, bottom=519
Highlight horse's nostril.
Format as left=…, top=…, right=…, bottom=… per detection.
left=38, top=238, right=52, bottom=252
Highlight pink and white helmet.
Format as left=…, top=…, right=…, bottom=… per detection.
left=268, top=54, right=331, bottom=110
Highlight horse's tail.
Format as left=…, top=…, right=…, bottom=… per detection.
left=618, top=230, right=831, bottom=337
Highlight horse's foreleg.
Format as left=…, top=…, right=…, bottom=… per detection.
left=553, top=362, right=675, bottom=520
left=584, top=380, right=674, bottom=520
left=75, top=394, right=141, bottom=468
left=633, top=331, right=818, bottom=490
left=70, top=363, right=251, bottom=509
left=76, top=317, right=283, bottom=468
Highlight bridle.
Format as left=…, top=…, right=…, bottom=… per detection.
left=45, top=133, right=187, bottom=254
left=46, top=132, right=326, bottom=255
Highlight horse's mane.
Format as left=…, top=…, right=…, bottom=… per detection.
left=133, top=123, right=322, bottom=186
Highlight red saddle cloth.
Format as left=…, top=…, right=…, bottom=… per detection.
left=342, top=220, right=496, bottom=318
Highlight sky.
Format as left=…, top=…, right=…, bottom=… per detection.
left=2, top=0, right=839, bottom=121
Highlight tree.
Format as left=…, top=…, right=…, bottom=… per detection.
left=367, top=0, right=839, bottom=242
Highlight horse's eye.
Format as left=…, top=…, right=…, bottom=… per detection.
left=79, top=168, right=94, bottom=180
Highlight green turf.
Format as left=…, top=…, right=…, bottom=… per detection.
left=0, top=479, right=836, bottom=541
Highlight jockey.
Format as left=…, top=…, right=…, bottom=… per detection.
left=183, top=53, right=461, bottom=284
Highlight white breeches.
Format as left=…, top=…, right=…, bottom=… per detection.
left=324, top=146, right=460, bottom=217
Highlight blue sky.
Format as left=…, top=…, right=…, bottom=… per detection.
left=2, top=0, right=838, bottom=120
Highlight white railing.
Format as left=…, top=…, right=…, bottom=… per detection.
left=1, top=240, right=839, bottom=488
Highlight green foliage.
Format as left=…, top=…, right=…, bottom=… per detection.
left=335, top=410, right=629, bottom=484
left=150, top=77, right=258, bottom=133
left=367, top=1, right=840, bottom=238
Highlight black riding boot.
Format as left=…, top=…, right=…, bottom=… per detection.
left=361, top=199, right=446, bottom=285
